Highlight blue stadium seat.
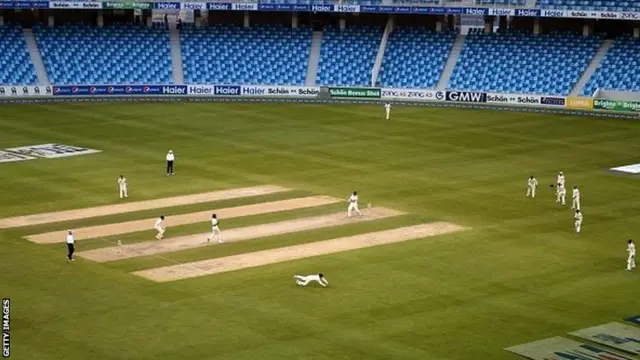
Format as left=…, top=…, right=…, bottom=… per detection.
left=34, top=24, right=172, bottom=85
left=448, top=29, right=601, bottom=96
left=537, top=0, right=640, bottom=10
left=582, top=36, right=640, bottom=95
left=317, top=26, right=382, bottom=86
left=180, top=25, right=311, bottom=85
left=0, top=25, right=38, bottom=85
left=378, top=27, right=455, bottom=88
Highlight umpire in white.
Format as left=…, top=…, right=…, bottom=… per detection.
left=166, top=150, right=175, bottom=176
left=66, top=230, right=75, bottom=261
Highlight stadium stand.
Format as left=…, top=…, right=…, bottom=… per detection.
left=378, top=27, right=456, bottom=89
left=0, top=25, right=38, bottom=85
left=316, top=26, right=383, bottom=86
left=180, top=25, right=311, bottom=85
left=581, top=36, right=640, bottom=95
left=537, top=0, right=638, bottom=11
left=476, top=0, right=527, bottom=5
left=448, top=29, right=601, bottom=96
left=33, top=24, right=172, bottom=85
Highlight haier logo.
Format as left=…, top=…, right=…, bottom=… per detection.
left=334, top=4, right=359, bottom=12
left=311, top=4, right=331, bottom=12
left=542, top=10, right=565, bottom=17
left=182, top=2, right=206, bottom=10
left=464, top=8, right=487, bottom=15
left=490, top=8, right=513, bottom=16
left=162, top=86, right=187, bottom=95
left=242, top=87, right=266, bottom=96
left=214, top=86, right=241, bottom=96
left=515, top=9, right=540, bottom=16
left=188, top=85, right=214, bottom=94
left=445, top=91, right=486, bottom=103
left=208, top=3, right=230, bottom=10
left=156, top=2, right=180, bottom=9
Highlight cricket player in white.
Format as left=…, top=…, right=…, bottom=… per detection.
left=574, top=210, right=582, bottom=234
left=118, top=175, right=128, bottom=198
left=294, top=273, right=328, bottom=287
left=66, top=230, right=75, bottom=261
left=556, top=184, right=566, bottom=205
left=571, top=185, right=580, bottom=210
left=526, top=176, right=538, bottom=198
left=384, top=103, right=391, bottom=120
left=206, top=213, right=222, bottom=243
left=348, top=191, right=362, bottom=217
left=556, top=171, right=565, bottom=193
left=627, top=239, right=636, bottom=271
left=154, top=215, right=166, bottom=240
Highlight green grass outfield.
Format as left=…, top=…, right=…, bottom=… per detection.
left=1, top=102, right=639, bottom=360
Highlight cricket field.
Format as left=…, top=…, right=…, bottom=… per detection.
left=0, top=102, right=639, bottom=360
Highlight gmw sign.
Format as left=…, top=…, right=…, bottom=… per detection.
left=445, top=91, right=487, bottom=103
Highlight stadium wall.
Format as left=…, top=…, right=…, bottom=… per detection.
left=0, top=84, right=637, bottom=119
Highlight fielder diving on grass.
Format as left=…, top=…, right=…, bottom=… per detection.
left=294, top=273, right=329, bottom=287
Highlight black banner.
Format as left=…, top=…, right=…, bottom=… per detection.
left=540, top=97, right=566, bottom=106
left=445, top=91, right=487, bottom=103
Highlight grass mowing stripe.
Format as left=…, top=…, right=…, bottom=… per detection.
left=26, top=195, right=340, bottom=244
left=12, top=190, right=310, bottom=237
left=52, top=201, right=347, bottom=251
left=0, top=185, right=289, bottom=229
left=133, top=222, right=466, bottom=282
left=77, top=208, right=404, bottom=262
left=107, top=214, right=427, bottom=272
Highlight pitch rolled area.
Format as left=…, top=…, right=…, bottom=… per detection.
left=26, top=195, right=340, bottom=244
left=77, top=208, right=404, bottom=263
left=0, top=185, right=289, bottom=229
left=133, top=222, right=467, bottom=282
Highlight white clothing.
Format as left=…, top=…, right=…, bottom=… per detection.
left=574, top=212, right=582, bottom=233
left=557, top=174, right=565, bottom=188
left=118, top=177, right=128, bottom=198
left=66, top=234, right=74, bottom=244
left=207, top=218, right=222, bottom=243
left=526, top=177, right=538, bottom=198
left=556, top=186, right=566, bottom=205
left=348, top=194, right=362, bottom=217
left=166, top=152, right=175, bottom=161
left=628, top=243, right=636, bottom=270
left=154, top=218, right=165, bottom=239
left=572, top=188, right=580, bottom=209
left=385, top=103, right=391, bottom=120
left=294, top=274, right=328, bottom=287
